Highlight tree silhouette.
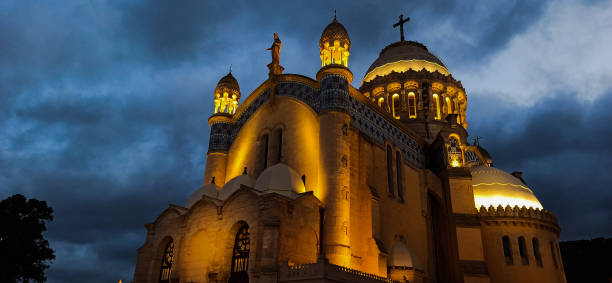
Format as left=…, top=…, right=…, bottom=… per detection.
left=0, top=194, right=55, bottom=282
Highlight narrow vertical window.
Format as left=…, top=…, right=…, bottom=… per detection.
left=519, top=236, right=529, bottom=265
left=159, top=240, right=174, bottom=283
left=255, top=134, right=269, bottom=177
left=533, top=238, right=543, bottom=267
left=273, top=128, right=282, bottom=164
left=395, top=151, right=403, bottom=200
left=502, top=236, right=513, bottom=265
left=550, top=240, right=558, bottom=269
left=408, top=92, right=416, bottom=118
left=378, top=97, right=384, bottom=108
left=229, top=223, right=250, bottom=283
left=386, top=145, right=394, bottom=197
left=392, top=94, right=400, bottom=119
left=445, top=97, right=452, bottom=114
left=433, top=94, right=441, bottom=120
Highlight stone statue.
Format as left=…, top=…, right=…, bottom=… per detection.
left=267, top=33, right=284, bottom=76
left=267, top=33, right=281, bottom=65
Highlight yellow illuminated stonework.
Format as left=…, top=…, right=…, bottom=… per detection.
left=214, top=92, right=238, bottom=114
left=319, top=17, right=350, bottom=68
left=320, top=41, right=350, bottom=67
left=134, top=16, right=566, bottom=283
left=362, top=60, right=450, bottom=83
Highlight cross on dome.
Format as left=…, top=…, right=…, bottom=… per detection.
left=393, top=14, right=410, bottom=42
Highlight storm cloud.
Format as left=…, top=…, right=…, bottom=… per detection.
left=1, top=0, right=611, bottom=282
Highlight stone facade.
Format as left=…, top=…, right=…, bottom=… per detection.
left=133, top=17, right=566, bottom=283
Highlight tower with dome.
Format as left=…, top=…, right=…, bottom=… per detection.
left=133, top=15, right=566, bottom=283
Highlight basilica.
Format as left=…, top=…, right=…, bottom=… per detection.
left=133, top=15, right=567, bottom=283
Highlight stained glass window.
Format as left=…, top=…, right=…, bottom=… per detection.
left=159, top=240, right=174, bottom=283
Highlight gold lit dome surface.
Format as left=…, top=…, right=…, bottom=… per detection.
left=470, top=166, right=543, bottom=210
left=362, top=41, right=450, bottom=84
left=217, top=72, right=240, bottom=92
left=319, top=18, right=351, bottom=51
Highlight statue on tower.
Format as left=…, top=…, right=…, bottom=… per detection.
left=267, top=33, right=284, bottom=76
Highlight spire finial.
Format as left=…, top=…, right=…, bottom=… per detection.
left=229, top=64, right=232, bottom=74
left=334, top=9, right=337, bottom=21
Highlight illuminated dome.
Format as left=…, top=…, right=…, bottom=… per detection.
left=186, top=183, right=219, bottom=208
left=319, top=17, right=351, bottom=67
left=470, top=166, right=543, bottom=210
left=362, top=41, right=450, bottom=84
left=215, top=72, right=241, bottom=100
left=213, top=72, right=241, bottom=115
left=218, top=173, right=255, bottom=200
left=254, top=163, right=306, bottom=198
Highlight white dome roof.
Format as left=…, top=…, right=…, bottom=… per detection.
left=254, top=163, right=305, bottom=198
left=218, top=174, right=255, bottom=200
left=470, top=166, right=543, bottom=210
left=186, top=183, right=219, bottom=208
left=389, top=242, right=414, bottom=268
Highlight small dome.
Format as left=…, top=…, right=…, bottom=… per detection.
left=215, top=72, right=241, bottom=100
left=254, top=163, right=305, bottom=198
left=319, top=18, right=351, bottom=51
left=186, top=183, right=219, bottom=208
left=218, top=174, right=255, bottom=200
left=363, top=41, right=449, bottom=84
left=470, top=166, right=543, bottom=210
left=389, top=242, right=414, bottom=268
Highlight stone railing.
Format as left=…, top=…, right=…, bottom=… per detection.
left=279, top=258, right=399, bottom=283
left=478, top=205, right=559, bottom=227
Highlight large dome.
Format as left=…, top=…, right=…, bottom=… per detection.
left=362, top=41, right=449, bottom=84
left=470, top=166, right=543, bottom=210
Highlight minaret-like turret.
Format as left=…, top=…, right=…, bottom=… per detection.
left=319, top=13, right=351, bottom=68
left=213, top=71, right=241, bottom=115
left=204, top=71, right=241, bottom=187
left=317, top=16, right=354, bottom=268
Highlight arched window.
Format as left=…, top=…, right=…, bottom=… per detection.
left=408, top=92, right=416, bottom=118
left=159, top=240, right=174, bottom=283
left=502, top=236, right=513, bottom=265
left=378, top=97, right=384, bottom=108
left=550, top=240, right=558, bottom=269
left=433, top=94, right=441, bottom=120
left=386, top=145, right=394, bottom=197
left=272, top=128, right=282, bottom=165
left=255, top=134, right=269, bottom=177
left=392, top=94, right=400, bottom=119
left=229, top=223, right=250, bottom=283
left=445, top=97, right=452, bottom=114
left=447, top=136, right=463, bottom=167
left=533, top=238, right=543, bottom=267
left=518, top=236, right=529, bottom=265
left=395, top=151, right=403, bottom=201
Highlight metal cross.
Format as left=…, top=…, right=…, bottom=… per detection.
left=393, top=14, right=410, bottom=42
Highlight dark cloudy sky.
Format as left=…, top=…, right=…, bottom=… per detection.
left=1, top=0, right=611, bottom=282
